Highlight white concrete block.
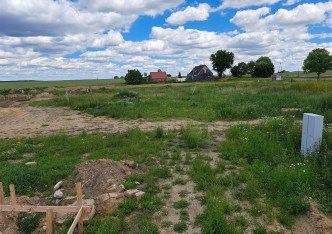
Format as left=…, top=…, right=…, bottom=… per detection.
left=301, top=113, right=324, bottom=156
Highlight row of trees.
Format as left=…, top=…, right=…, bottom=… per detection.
left=210, top=48, right=332, bottom=79
left=210, top=50, right=275, bottom=78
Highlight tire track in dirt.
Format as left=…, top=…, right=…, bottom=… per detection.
left=0, top=107, right=261, bottom=138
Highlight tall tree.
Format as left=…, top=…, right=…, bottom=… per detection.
left=178, top=72, right=182, bottom=78
left=231, top=65, right=239, bottom=77
left=246, top=61, right=256, bottom=76
left=210, top=50, right=234, bottom=78
left=303, top=48, right=332, bottom=79
left=237, top=62, right=247, bottom=77
left=124, top=69, right=144, bottom=85
left=253, top=56, right=274, bottom=78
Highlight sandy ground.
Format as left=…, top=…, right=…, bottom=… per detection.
left=0, top=106, right=259, bottom=138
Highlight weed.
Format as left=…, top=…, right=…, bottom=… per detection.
left=161, top=184, right=172, bottom=190
left=17, top=213, right=42, bottom=234
left=119, top=198, right=137, bottom=214
left=173, top=200, right=190, bottom=209
left=253, top=225, right=268, bottom=234
left=276, top=212, right=293, bottom=229
left=178, top=190, right=188, bottom=198
left=172, top=178, right=186, bottom=185
left=173, top=222, right=188, bottom=233
left=151, top=167, right=172, bottom=179
left=162, top=221, right=172, bottom=228
left=180, top=210, right=189, bottom=221
left=234, top=216, right=249, bottom=229
left=155, top=127, right=164, bottom=139
left=180, top=126, right=208, bottom=149
left=138, top=220, right=159, bottom=234
left=161, top=209, right=169, bottom=216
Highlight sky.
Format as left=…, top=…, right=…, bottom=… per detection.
left=0, top=0, right=332, bottom=81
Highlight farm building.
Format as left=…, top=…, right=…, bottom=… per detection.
left=187, top=65, right=213, bottom=81
left=149, top=71, right=168, bottom=81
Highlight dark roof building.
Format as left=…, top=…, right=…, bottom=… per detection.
left=149, top=72, right=168, bottom=81
left=187, top=65, right=213, bottom=81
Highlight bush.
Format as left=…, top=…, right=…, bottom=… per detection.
left=180, top=127, right=208, bottom=149
left=17, top=213, right=42, bottom=234
left=124, top=69, right=144, bottom=85
left=113, top=91, right=140, bottom=102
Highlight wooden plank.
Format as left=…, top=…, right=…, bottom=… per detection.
left=9, top=184, right=17, bottom=221
left=67, top=207, right=83, bottom=234
left=0, top=182, right=8, bottom=225
left=0, top=205, right=84, bottom=213
left=9, top=184, right=16, bottom=206
left=46, top=209, right=53, bottom=234
left=76, top=182, right=83, bottom=234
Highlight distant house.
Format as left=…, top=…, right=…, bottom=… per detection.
left=149, top=72, right=168, bottom=81
left=187, top=65, right=213, bottom=81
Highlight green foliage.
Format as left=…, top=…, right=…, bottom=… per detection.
left=246, top=61, right=256, bottom=75
left=151, top=166, right=172, bottom=179
left=155, top=127, right=164, bottom=139
left=222, top=118, right=332, bottom=216
left=173, top=200, right=190, bottom=209
left=139, top=220, right=160, bottom=234
left=231, top=62, right=247, bottom=77
left=17, top=213, right=42, bottom=234
left=125, top=69, right=144, bottom=85
left=180, top=126, right=208, bottom=149
left=303, top=48, right=332, bottom=79
left=173, top=222, right=188, bottom=233
left=253, top=56, right=275, bottom=78
left=253, top=225, right=268, bottom=234
left=210, top=50, right=234, bottom=78
left=113, top=91, right=140, bottom=102
left=119, top=198, right=137, bottom=214
left=231, top=65, right=240, bottom=77
left=0, top=89, right=11, bottom=95
left=85, top=217, right=124, bottom=234
left=178, top=72, right=182, bottom=78
left=276, top=212, right=293, bottom=229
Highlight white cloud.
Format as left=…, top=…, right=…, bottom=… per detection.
left=219, top=0, right=280, bottom=9
left=283, top=0, right=301, bottom=6
left=166, top=4, right=211, bottom=25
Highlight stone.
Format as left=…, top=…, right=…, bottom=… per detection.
left=107, top=184, right=117, bottom=192
left=301, top=113, right=324, bottom=156
left=82, top=199, right=95, bottom=222
left=53, top=181, right=63, bottom=190
left=98, top=193, right=110, bottom=203
left=124, top=189, right=139, bottom=198
left=25, top=162, right=37, bottom=166
left=42, top=226, right=47, bottom=231
left=119, top=184, right=125, bottom=192
left=124, top=160, right=136, bottom=169
left=54, top=190, right=63, bottom=199
left=108, top=193, right=123, bottom=199
left=107, top=179, right=113, bottom=184
left=134, top=181, right=140, bottom=185
left=134, top=191, right=145, bottom=201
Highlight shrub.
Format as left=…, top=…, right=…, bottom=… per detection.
left=17, top=213, right=42, bottom=234
left=180, top=127, right=208, bottom=149
left=113, top=91, right=140, bottom=102
left=124, top=69, right=144, bottom=85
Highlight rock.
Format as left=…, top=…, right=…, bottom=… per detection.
left=135, top=181, right=140, bottom=185
left=109, top=193, right=123, bottom=199
left=135, top=191, right=145, bottom=201
left=53, top=181, right=63, bottom=190
left=25, top=162, right=37, bottom=166
left=107, top=179, right=113, bottom=185
left=124, top=189, right=139, bottom=198
left=119, top=184, right=125, bottom=192
left=54, top=190, right=63, bottom=199
left=124, top=160, right=136, bottom=169
left=42, top=226, right=47, bottom=231
left=82, top=199, right=95, bottom=222
left=107, top=184, right=117, bottom=192
left=125, top=171, right=132, bottom=176
left=98, top=193, right=110, bottom=203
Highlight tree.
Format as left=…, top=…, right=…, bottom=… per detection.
left=237, top=62, right=247, bottom=77
left=178, top=72, right=182, bottom=78
left=303, top=48, right=332, bottom=79
left=246, top=61, right=256, bottom=76
left=253, top=56, right=274, bottom=78
left=210, top=50, right=234, bottom=78
left=124, top=69, right=144, bottom=85
left=231, top=65, right=239, bottom=77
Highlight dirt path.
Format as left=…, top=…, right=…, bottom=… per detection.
left=0, top=107, right=260, bottom=138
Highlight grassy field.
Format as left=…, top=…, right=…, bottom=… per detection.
left=0, top=78, right=125, bottom=89
left=34, top=79, right=332, bottom=123
left=2, top=78, right=332, bottom=233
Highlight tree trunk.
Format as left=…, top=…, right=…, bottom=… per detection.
left=317, top=73, right=320, bottom=79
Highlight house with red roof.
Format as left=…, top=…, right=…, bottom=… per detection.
left=149, top=71, right=168, bottom=81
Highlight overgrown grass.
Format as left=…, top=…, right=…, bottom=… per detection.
left=33, top=80, right=332, bottom=122
left=222, top=118, right=332, bottom=216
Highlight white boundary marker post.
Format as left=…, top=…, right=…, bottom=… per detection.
left=301, top=113, right=324, bottom=156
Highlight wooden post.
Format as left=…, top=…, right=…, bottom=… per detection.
left=0, top=182, right=8, bottom=226
left=76, top=183, right=83, bottom=234
left=9, top=184, right=17, bottom=221
left=46, top=209, right=53, bottom=234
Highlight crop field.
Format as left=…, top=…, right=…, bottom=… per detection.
left=1, top=79, right=332, bottom=233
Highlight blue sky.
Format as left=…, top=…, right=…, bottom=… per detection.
left=0, top=0, right=331, bottom=81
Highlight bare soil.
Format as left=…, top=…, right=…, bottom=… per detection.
left=0, top=106, right=259, bottom=138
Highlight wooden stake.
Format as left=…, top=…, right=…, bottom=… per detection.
left=76, top=183, right=83, bottom=234
left=0, top=182, right=8, bottom=226
left=9, top=184, right=17, bottom=221
left=46, top=209, right=53, bottom=234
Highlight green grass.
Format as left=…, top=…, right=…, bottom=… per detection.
left=33, top=79, right=332, bottom=122
left=0, top=78, right=124, bottom=89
